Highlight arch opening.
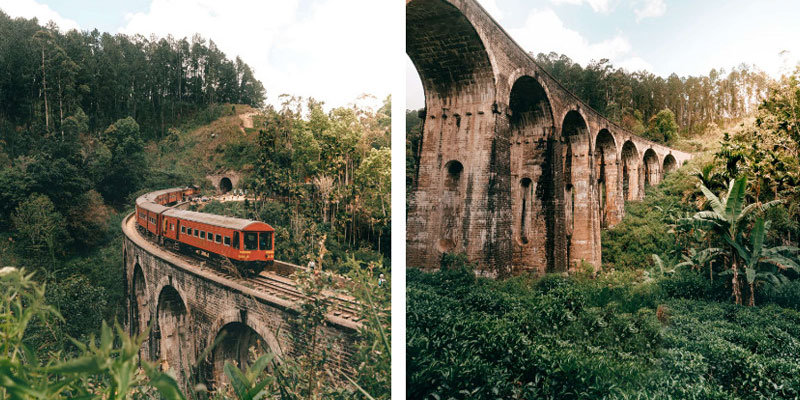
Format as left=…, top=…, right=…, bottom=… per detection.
left=508, top=75, right=559, bottom=272
left=155, top=286, right=189, bottom=387
left=561, top=110, right=592, bottom=266
left=594, top=130, right=617, bottom=228
left=205, top=322, right=271, bottom=389
left=621, top=141, right=638, bottom=201
left=407, top=0, right=495, bottom=104
left=131, top=264, right=147, bottom=337
left=439, top=160, right=464, bottom=253
left=643, top=149, right=659, bottom=188
left=219, top=177, right=233, bottom=194
left=663, top=154, right=677, bottom=175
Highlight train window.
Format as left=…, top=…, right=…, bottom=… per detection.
left=171, top=224, right=175, bottom=231
left=194, top=229, right=199, bottom=237
left=215, top=234, right=222, bottom=243
left=233, top=232, right=240, bottom=249
left=200, top=231, right=205, bottom=239
left=259, top=232, right=273, bottom=250
left=187, top=228, right=193, bottom=236
left=208, top=233, right=214, bottom=242
left=224, top=236, right=231, bottom=246
left=181, top=226, right=186, bottom=234
left=244, top=232, right=258, bottom=250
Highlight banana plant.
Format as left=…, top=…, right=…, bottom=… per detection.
left=675, top=247, right=724, bottom=281
left=222, top=353, right=277, bottom=400
left=726, top=218, right=800, bottom=306
left=691, top=176, right=782, bottom=304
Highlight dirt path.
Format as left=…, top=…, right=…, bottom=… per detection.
left=239, top=111, right=258, bottom=132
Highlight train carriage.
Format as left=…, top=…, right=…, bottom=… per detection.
left=135, top=186, right=274, bottom=276
left=163, top=209, right=275, bottom=274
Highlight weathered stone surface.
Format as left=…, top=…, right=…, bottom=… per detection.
left=406, top=0, right=692, bottom=276
left=122, top=215, right=356, bottom=390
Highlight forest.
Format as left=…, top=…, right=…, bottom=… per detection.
left=407, top=56, right=800, bottom=398
left=0, top=13, right=389, bottom=400
left=533, top=52, right=772, bottom=141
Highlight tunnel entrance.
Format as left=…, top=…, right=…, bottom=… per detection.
left=219, top=177, right=233, bottom=194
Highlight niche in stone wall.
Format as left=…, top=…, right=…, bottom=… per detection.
left=439, top=160, right=464, bottom=252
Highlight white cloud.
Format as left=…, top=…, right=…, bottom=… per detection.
left=477, top=0, right=504, bottom=21
left=616, top=56, right=654, bottom=72
left=120, top=0, right=392, bottom=110
left=510, top=8, right=634, bottom=66
left=633, top=0, right=666, bottom=22
left=0, top=0, right=79, bottom=31
left=550, top=0, right=613, bottom=14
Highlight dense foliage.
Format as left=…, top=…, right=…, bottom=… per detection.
left=408, top=262, right=800, bottom=399
left=0, top=11, right=265, bottom=154
left=246, top=96, right=392, bottom=266
left=534, top=52, right=772, bottom=137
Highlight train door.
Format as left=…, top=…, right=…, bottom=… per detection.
left=176, top=220, right=181, bottom=240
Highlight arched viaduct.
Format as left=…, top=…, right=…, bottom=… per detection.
left=406, top=0, right=692, bottom=277
left=122, top=214, right=358, bottom=391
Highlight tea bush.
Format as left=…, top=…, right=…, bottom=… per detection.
left=408, top=267, right=800, bottom=399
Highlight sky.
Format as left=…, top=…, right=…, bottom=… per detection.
left=407, top=0, right=800, bottom=109
left=0, top=0, right=393, bottom=111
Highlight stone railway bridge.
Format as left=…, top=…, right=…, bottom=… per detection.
left=406, top=0, right=692, bottom=277
left=121, top=214, right=358, bottom=391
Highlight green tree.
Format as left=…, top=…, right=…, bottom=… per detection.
left=0, top=267, right=185, bottom=399
left=690, top=177, right=781, bottom=304
left=355, top=148, right=391, bottom=251
left=11, top=194, right=66, bottom=272
left=647, top=108, right=679, bottom=144
left=98, top=117, right=147, bottom=203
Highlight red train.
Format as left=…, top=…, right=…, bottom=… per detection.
left=135, top=187, right=275, bottom=275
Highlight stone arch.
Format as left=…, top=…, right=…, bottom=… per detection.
left=621, top=140, right=639, bottom=201
left=561, top=110, right=594, bottom=266
left=131, top=263, right=148, bottom=338
left=508, top=75, right=559, bottom=273
left=202, top=309, right=281, bottom=389
left=643, top=148, right=660, bottom=188
left=407, top=0, right=496, bottom=105
left=663, top=154, right=677, bottom=175
left=155, top=285, right=190, bottom=387
left=219, top=177, right=232, bottom=194
left=594, top=129, right=618, bottom=228
left=439, top=160, right=464, bottom=253
left=210, top=322, right=269, bottom=387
